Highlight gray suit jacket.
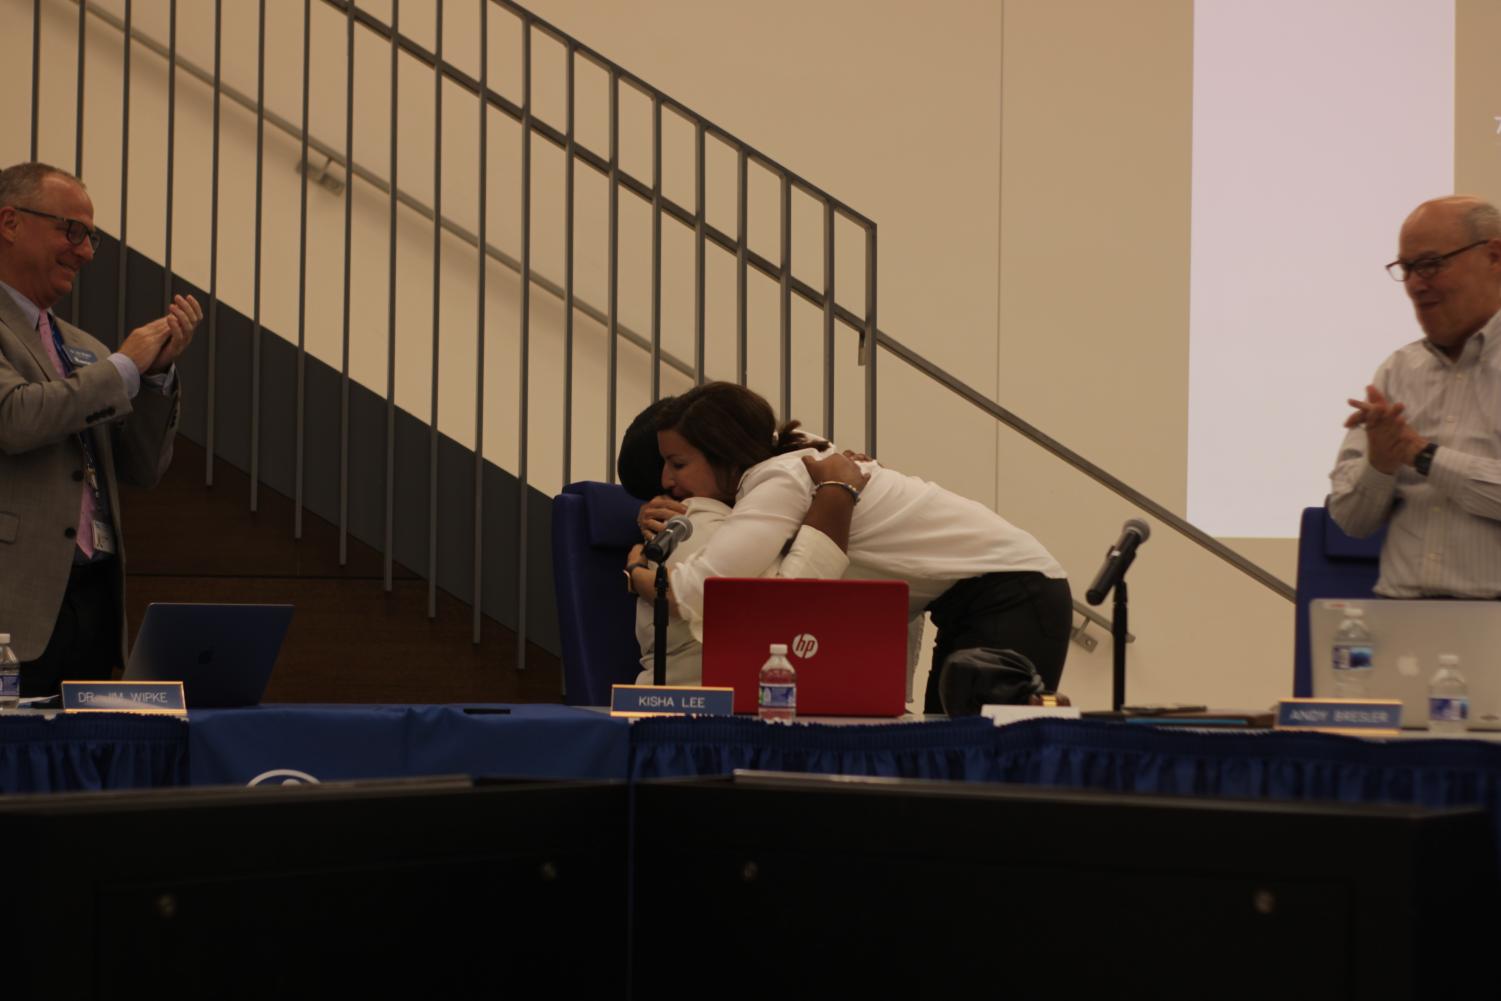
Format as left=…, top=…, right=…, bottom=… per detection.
left=0, top=292, right=179, bottom=663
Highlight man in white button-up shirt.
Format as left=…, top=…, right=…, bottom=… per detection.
left=1330, top=195, right=1501, bottom=597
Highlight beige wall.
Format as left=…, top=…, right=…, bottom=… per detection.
left=1456, top=0, right=1501, bottom=204
left=2, top=0, right=1331, bottom=710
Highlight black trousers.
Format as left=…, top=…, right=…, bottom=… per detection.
left=924, top=571, right=1073, bottom=714
left=19, top=559, right=120, bottom=697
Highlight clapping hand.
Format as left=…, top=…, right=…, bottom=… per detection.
left=1345, top=385, right=1427, bottom=474
left=117, top=294, right=203, bottom=375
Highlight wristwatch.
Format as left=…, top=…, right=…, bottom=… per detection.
left=623, top=561, right=651, bottom=594
left=1414, top=442, right=1438, bottom=477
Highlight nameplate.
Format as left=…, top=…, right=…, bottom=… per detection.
left=61, top=681, right=187, bottom=715
left=1275, top=698, right=1401, bottom=734
left=981, top=705, right=1081, bottom=726
left=610, top=684, right=735, bottom=718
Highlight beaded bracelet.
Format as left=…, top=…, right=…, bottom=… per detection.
left=811, top=480, right=861, bottom=504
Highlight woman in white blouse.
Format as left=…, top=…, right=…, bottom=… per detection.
left=629, top=382, right=1072, bottom=710
left=620, top=396, right=866, bottom=685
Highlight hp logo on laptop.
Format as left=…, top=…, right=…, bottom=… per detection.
left=791, top=633, right=819, bottom=659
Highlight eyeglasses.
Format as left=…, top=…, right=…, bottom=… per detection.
left=1386, top=240, right=1489, bottom=282
left=11, top=206, right=102, bottom=251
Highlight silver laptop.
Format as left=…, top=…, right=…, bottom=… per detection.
left=124, top=603, right=293, bottom=708
left=1309, top=599, right=1501, bottom=729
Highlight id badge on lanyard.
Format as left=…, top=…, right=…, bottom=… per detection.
left=50, top=317, right=116, bottom=556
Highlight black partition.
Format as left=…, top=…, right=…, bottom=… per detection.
left=633, top=772, right=1497, bottom=999
left=3, top=777, right=628, bottom=999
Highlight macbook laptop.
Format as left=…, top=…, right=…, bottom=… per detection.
left=1308, top=598, right=1501, bottom=729
left=700, top=578, right=909, bottom=717
left=123, top=603, right=294, bottom=708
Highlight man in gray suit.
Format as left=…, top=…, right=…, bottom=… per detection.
left=0, top=162, right=200, bottom=696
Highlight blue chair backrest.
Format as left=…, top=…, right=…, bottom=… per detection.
left=1292, top=506, right=1384, bottom=696
left=551, top=481, right=645, bottom=706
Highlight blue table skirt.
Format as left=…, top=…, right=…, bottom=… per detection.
left=0, top=714, right=188, bottom=793
left=9, top=708, right=1501, bottom=842
left=0, top=704, right=629, bottom=794
left=188, top=704, right=631, bottom=786
left=630, top=716, right=1501, bottom=821
left=629, top=716, right=1002, bottom=781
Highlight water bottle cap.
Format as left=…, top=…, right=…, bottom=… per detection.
left=1439, top=653, right=1459, bottom=666
left=769, top=643, right=788, bottom=655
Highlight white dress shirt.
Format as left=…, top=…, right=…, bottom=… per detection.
left=668, top=448, right=1065, bottom=640
left=1329, top=308, right=1501, bottom=597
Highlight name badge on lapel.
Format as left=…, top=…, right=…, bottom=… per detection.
left=63, top=345, right=98, bottom=368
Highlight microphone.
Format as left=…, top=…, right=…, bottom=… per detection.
left=1085, top=518, right=1150, bottom=605
left=643, top=515, right=694, bottom=562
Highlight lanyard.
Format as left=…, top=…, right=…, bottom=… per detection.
left=42, top=314, right=106, bottom=509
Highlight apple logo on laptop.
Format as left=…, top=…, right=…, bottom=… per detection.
left=791, top=633, right=818, bottom=659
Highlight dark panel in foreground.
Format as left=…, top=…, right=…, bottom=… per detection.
left=635, top=773, right=1498, bottom=999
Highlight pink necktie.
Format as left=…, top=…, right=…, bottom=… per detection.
left=38, top=312, right=95, bottom=559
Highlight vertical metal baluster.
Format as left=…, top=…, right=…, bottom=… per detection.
left=779, top=173, right=791, bottom=421
left=736, top=147, right=747, bottom=386
left=650, top=94, right=661, bottom=401
left=473, top=0, right=488, bottom=644
left=429, top=0, right=443, bottom=619
left=694, top=121, right=705, bottom=385
left=30, top=0, right=40, bottom=161
left=823, top=201, right=834, bottom=440
left=606, top=67, right=618, bottom=482
left=865, top=226, right=877, bottom=457
left=116, top=0, right=131, bottom=350
left=561, top=41, right=575, bottom=487
left=163, top=0, right=177, bottom=317
left=340, top=0, right=354, bottom=565
left=71, top=0, right=84, bottom=327
left=295, top=0, right=310, bottom=540
left=516, top=18, right=532, bottom=670
left=207, top=0, right=220, bottom=486
left=250, top=0, right=264, bottom=512
left=384, top=0, right=400, bottom=592
left=561, top=44, right=576, bottom=694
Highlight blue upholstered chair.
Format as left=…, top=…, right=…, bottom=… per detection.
left=1292, top=505, right=1384, bottom=696
left=552, top=481, right=645, bottom=706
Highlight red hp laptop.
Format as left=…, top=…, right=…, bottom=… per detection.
left=700, top=578, right=910, bottom=717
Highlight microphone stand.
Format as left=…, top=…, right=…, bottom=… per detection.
left=1111, top=574, right=1131, bottom=712
left=653, top=563, right=670, bottom=686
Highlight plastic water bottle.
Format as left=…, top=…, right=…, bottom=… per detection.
left=757, top=643, right=796, bottom=722
left=0, top=634, right=19, bottom=710
left=1331, top=607, right=1374, bottom=698
left=1428, top=653, right=1469, bottom=735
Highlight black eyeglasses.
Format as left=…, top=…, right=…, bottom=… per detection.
left=1386, top=240, right=1489, bottom=282
left=11, top=206, right=101, bottom=251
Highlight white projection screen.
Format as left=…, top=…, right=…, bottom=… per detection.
left=1188, top=0, right=1455, bottom=538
